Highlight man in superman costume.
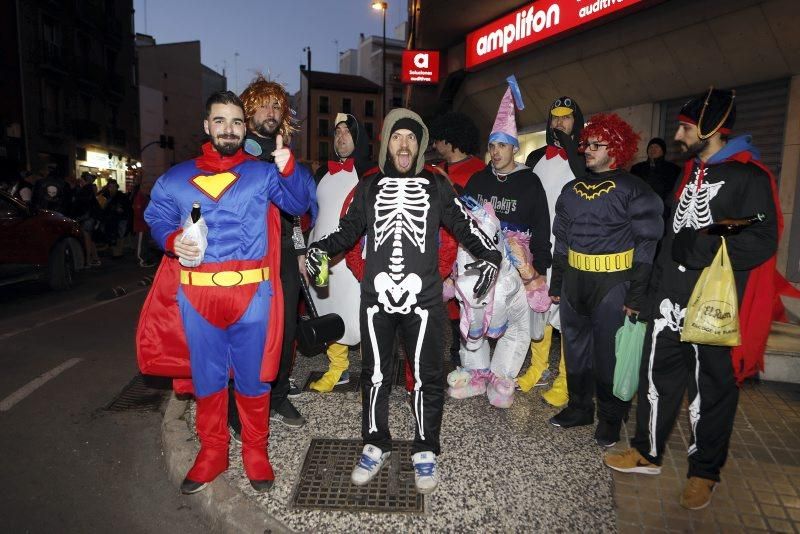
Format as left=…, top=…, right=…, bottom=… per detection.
left=136, top=91, right=313, bottom=494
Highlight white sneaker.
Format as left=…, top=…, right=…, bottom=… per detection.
left=350, top=445, right=390, bottom=486
left=412, top=451, right=438, bottom=494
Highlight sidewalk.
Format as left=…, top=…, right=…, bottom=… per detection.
left=164, top=350, right=800, bottom=533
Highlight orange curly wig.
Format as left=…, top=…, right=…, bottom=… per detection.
left=239, top=75, right=297, bottom=138
left=580, top=113, right=640, bottom=169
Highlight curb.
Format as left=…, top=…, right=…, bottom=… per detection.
left=161, top=394, right=293, bottom=534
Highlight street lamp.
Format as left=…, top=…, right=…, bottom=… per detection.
left=372, top=1, right=388, bottom=114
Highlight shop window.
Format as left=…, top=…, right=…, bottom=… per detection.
left=365, top=99, right=375, bottom=118
left=342, top=98, right=352, bottom=114
left=319, top=141, right=329, bottom=160
left=318, top=118, right=329, bottom=137
left=318, top=95, right=329, bottom=114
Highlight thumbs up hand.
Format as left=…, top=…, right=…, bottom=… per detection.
left=271, top=134, right=294, bottom=175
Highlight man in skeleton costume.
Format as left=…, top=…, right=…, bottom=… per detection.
left=549, top=113, right=663, bottom=447
left=306, top=108, right=501, bottom=494
left=605, top=89, right=781, bottom=510
left=306, top=113, right=371, bottom=392
left=452, top=76, right=552, bottom=406
left=517, top=96, right=586, bottom=407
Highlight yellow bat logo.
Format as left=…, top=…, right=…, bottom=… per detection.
left=573, top=180, right=616, bottom=200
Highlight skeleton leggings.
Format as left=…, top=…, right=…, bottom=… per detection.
left=360, top=301, right=445, bottom=455
left=631, top=298, right=739, bottom=482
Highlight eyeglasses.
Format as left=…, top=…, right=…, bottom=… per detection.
left=580, top=142, right=609, bottom=151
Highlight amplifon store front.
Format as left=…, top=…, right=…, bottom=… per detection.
left=410, top=0, right=800, bottom=282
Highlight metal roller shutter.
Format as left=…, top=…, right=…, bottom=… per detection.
left=659, top=78, right=789, bottom=180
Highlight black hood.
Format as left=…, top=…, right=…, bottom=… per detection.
left=333, top=113, right=372, bottom=175
left=545, top=96, right=584, bottom=146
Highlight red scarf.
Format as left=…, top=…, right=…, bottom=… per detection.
left=195, top=141, right=251, bottom=172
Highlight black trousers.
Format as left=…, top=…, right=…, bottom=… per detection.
left=271, top=243, right=301, bottom=409
left=360, top=301, right=445, bottom=455
left=631, top=297, right=738, bottom=482
left=560, top=281, right=630, bottom=424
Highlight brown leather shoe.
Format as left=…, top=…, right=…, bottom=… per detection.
left=604, top=448, right=661, bottom=475
left=680, top=476, right=717, bottom=510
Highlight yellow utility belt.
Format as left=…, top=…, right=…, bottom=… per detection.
left=180, top=267, right=270, bottom=287
left=568, top=249, right=633, bottom=273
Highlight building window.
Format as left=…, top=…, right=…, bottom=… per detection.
left=364, top=121, right=374, bottom=141
left=319, top=141, right=329, bottom=161
left=342, top=98, right=352, bottom=114
left=365, top=99, right=375, bottom=118
left=318, top=95, right=329, bottom=114
left=318, top=118, right=329, bottom=137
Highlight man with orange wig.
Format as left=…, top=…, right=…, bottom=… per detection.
left=548, top=113, right=663, bottom=449
left=237, top=76, right=317, bottom=429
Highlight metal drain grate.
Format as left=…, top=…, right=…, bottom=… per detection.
left=303, top=371, right=361, bottom=393
left=291, top=438, right=424, bottom=513
left=104, top=374, right=169, bottom=412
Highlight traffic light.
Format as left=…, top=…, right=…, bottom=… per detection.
left=159, top=134, right=167, bottom=148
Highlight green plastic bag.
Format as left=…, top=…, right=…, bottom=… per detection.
left=613, top=316, right=647, bottom=401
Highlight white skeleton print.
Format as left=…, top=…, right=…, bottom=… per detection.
left=672, top=167, right=724, bottom=233
left=372, top=177, right=430, bottom=314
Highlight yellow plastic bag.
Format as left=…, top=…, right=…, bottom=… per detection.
left=680, top=237, right=741, bottom=346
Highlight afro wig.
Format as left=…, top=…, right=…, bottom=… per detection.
left=580, top=113, right=640, bottom=170
left=239, top=75, right=296, bottom=138
left=427, top=112, right=481, bottom=156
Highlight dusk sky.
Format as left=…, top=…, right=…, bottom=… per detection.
left=133, top=0, right=408, bottom=96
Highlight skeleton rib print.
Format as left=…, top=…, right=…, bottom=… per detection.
left=672, top=167, right=724, bottom=233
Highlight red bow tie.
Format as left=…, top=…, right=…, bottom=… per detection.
left=328, top=158, right=355, bottom=174
left=545, top=145, right=567, bottom=160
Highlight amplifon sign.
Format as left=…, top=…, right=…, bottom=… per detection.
left=401, top=50, right=440, bottom=84
left=466, top=0, right=649, bottom=69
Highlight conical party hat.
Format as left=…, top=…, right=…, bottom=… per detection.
left=489, top=75, right=525, bottom=147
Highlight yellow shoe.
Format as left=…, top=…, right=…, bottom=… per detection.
left=310, top=342, right=350, bottom=393
left=517, top=326, right=553, bottom=392
left=541, top=349, right=568, bottom=407
left=604, top=448, right=661, bottom=475
left=680, top=477, right=716, bottom=510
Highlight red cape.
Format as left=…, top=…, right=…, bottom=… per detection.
left=135, top=147, right=285, bottom=384
left=675, top=152, right=800, bottom=383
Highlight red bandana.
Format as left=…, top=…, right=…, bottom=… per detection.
left=328, top=158, right=355, bottom=174
left=545, top=145, right=567, bottom=160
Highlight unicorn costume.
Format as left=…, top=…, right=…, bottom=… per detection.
left=450, top=76, right=553, bottom=408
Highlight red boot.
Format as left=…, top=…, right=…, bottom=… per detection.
left=235, top=391, right=275, bottom=492
left=182, top=389, right=229, bottom=494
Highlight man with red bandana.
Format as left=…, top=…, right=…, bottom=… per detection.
left=137, top=91, right=312, bottom=494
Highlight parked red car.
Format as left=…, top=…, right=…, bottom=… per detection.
left=0, top=190, right=85, bottom=290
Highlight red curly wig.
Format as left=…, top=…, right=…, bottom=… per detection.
left=580, top=113, right=640, bottom=169
left=239, top=75, right=297, bottom=139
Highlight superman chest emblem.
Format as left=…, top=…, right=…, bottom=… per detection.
left=191, top=172, right=240, bottom=201
left=574, top=180, right=616, bottom=200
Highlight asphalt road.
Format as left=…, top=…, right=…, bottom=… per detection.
left=0, top=258, right=210, bottom=533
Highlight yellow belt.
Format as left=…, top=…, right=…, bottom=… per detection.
left=568, top=249, right=633, bottom=273
left=179, top=267, right=270, bottom=287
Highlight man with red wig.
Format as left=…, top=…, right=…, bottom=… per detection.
left=605, top=88, right=785, bottom=510
left=548, top=113, right=663, bottom=448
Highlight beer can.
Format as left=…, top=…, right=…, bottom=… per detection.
left=315, top=252, right=330, bottom=287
